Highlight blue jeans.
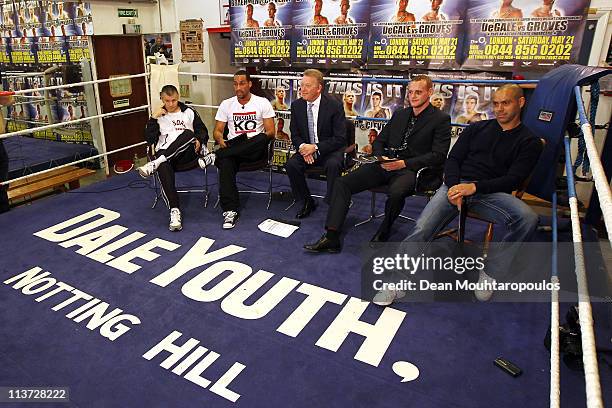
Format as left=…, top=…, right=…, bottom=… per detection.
left=402, top=183, right=539, bottom=279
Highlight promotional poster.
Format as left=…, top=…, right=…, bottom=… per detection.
left=9, top=36, right=36, bottom=63
left=1, top=0, right=17, bottom=37
left=291, top=0, right=370, bottom=68
left=368, top=0, right=465, bottom=69
left=462, top=0, right=591, bottom=71
left=230, top=0, right=292, bottom=66
left=67, top=35, right=90, bottom=61
left=259, top=69, right=300, bottom=166
left=334, top=70, right=506, bottom=148
left=0, top=37, right=8, bottom=62
left=0, top=1, right=93, bottom=38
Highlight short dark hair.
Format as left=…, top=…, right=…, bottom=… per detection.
left=234, top=70, right=251, bottom=82
left=160, top=84, right=179, bottom=97
left=371, top=91, right=383, bottom=98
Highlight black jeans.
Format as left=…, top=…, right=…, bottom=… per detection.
left=216, top=133, right=269, bottom=212
left=326, top=162, right=416, bottom=233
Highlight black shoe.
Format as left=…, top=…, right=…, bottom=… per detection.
left=370, top=229, right=390, bottom=243
left=296, top=199, right=317, bottom=219
left=304, top=234, right=341, bottom=253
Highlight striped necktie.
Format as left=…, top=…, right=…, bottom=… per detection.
left=307, top=102, right=315, bottom=144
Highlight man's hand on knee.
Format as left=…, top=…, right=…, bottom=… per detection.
left=304, top=153, right=315, bottom=165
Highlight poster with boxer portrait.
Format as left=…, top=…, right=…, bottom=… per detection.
left=71, top=1, right=93, bottom=35
left=259, top=68, right=301, bottom=166
left=0, top=37, right=10, bottom=63
left=9, top=36, right=36, bottom=63
left=1, top=0, right=18, bottom=37
left=18, top=0, right=44, bottom=38
left=291, top=0, right=370, bottom=68
left=462, top=0, right=591, bottom=71
left=230, top=0, right=292, bottom=66
left=367, top=0, right=465, bottom=69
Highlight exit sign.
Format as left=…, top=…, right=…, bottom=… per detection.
left=118, top=8, right=138, bottom=18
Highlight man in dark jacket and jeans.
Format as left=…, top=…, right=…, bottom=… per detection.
left=374, top=84, right=544, bottom=306
left=137, top=84, right=214, bottom=231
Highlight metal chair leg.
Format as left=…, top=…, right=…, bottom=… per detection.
left=267, top=167, right=272, bottom=210
left=354, top=191, right=383, bottom=227
left=285, top=199, right=296, bottom=211
left=457, top=201, right=467, bottom=243
left=398, top=214, right=416, bottom=222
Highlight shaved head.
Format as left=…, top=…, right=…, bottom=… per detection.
left=494, top=84, right=523, bottom=100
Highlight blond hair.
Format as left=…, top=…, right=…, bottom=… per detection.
left=303, top=69, right=324, bottom=87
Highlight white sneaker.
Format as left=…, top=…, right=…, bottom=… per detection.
left=137, top=161, right=157, bottom=178
left=222, top=211, right=239, bottom=229
left=169, top=208, right=182, bottom=231
left=474, top=270, right=496, bottom=302
left=198, top=153, right=216, bottom=169
left=372, top=289, right=405, bottom=306
left=199, top=144, right=211, bottom=156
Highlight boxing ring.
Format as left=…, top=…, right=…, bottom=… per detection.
left=6, top=136, right=98, bottom=179
left=0, top=68, right=609, bottom=407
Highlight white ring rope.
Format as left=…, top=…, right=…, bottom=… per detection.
left=580, top=120, right=612, bottom=247
left=4, top=71, right=47, bottom=78
left=180, top=71, right=373, bottom=82
left=550, top=275, right=560, bottom=408
left=185, top=103, right=358, bottom=120
left=12, top=94, right=48, bottom=100
left=0, top=105, right=148, bottom=140
left=568, top=195, right=603, bottom=408
left=572, top=88, right=608, bottom=408
left=7, top=73, right=150, bottom=96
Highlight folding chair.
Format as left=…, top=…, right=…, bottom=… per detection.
left=147, top=144, right=210, bottom=209
left=448, top=139, right=547, bottom=247
left=354, top=165, right=443, bottom=227
left=213, top=137, right=276, bottom=210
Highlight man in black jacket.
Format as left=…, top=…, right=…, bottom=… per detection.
left=374, top=84, right=544, bottom=305
left=286, top=69, right=347, bottom=218
left=304, top=75, right=451, bottom=253
left=137, top=85, right=212, bottom=231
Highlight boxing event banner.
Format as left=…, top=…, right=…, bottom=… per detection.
left=66, top=34, right=90, bottom=61
left=368, top=0, right=465, bottom=69
left=256, top=69, right=507, bottom=152
left=230, top=0, right=292, bottom=66
left=259, top=69, right=301, bottom=167
left=0, top=37, right=8, bottom=62
left=0, top=1, right=93, bottom=38
left=291, top=0, right=370, bottom=68
left=462, top=0, right=591, bottom=71
left=1, top=0, right=17, bottom=37
left=326, top=70, right=506, bottom=148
